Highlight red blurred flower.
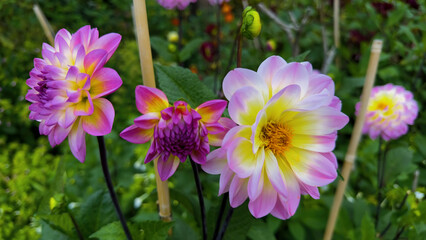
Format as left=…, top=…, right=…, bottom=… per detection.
left=371, top=2, right=394, bottom=16
left=200, top=42, right=217, bottom=62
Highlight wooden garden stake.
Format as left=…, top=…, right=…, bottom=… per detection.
left=133, top=0, right=172, bottom=222
left=333, top=0, right=340, bottom=48
left=33, top=4, right=54, bottom=45
left=324, top=40, right=383, bottom=240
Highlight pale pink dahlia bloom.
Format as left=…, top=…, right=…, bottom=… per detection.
left=157, top=0, right=197, bottom=10
left=356, top=84, right=418, bottom=141
left=120, top=86, right=233, bottom=181
left=26, top=25, right=122, bottom=162
left=202, top=56, right=349, bottom=219
left=208, top=0, right=230, bottom=5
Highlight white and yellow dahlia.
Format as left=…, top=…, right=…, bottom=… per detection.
left=202, top=56, right=349, bottom=219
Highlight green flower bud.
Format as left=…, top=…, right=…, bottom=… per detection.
left=168, top=43, right=177, bottom=53
left=167, top=31, right=179, bottom=43
left=241, top=6, right=261, bottom=40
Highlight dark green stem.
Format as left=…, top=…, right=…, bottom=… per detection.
left=97, top=136, right=133, bottom=240
left=375, top=137, right=383, bottom=228
left=216, top=207, right=234, bottom=240
left=189, top=158, right=207, bottom=240
left=68, top=211, right=84, bottom=240
left=212, top=193, right=229, bottom=240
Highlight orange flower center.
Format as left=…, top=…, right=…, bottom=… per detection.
left=260, top=121, right=293, bottom=155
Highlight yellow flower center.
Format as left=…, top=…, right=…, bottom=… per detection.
left=260, top=121, right=293, bottom=155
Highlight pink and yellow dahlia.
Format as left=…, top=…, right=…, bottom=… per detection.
left=26, top=26, right=122, bottom=162
left=157, top=0, right=197, bottom=10
left=120, top=86, right=233, bottom=181
left=202, top=56, right=349, bottom=219
left=356, top=84, right=418, bottom=141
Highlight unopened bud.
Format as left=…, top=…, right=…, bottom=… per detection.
left=241, top=6, right=261, bottom=40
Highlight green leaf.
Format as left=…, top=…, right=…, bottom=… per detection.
left=77, top=190, right=117, bottom=237
left=154, top=64, right=217, bottom=107
left=248, top=220, right=276, bottom=240
left=170, top=217, right=199, bottom=240
left=384, top=147, right=415, bottom=184
left=40, top=220, right=72, bottom=240
left=40, top=213, right=75, bottom=237
left=139, top=220, right=174, bottom=240
left=223, top=204, right=255, bottom=240
left=179, top=38, right=204, bottom=62
left=288, top=50, right=310, bottom=62
left=89, top=221, right=144, bottom=240
left=360, top=213, right=375, bottom=240
left=288, top=221, right=305, bottom=240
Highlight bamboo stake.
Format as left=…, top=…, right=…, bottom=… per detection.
left=333, top=0, right=340, bottom=48
left=323, top=40, right=383, bottom=240
left=133, top=0, right=172, bottom=222
left=33, top=4, right=54, bottom=45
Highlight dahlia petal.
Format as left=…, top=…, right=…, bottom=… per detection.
left=135, top=86, right=169, bottom=114
left=91, top=33, right=122, bottom=61
left=247, top=147, right=265, bottom=200
left=264, top=84, right=301, bottom=120
left=53, top=124, right=72, bottom=146
left=208, top=117, right=237, bottom=147
left=58, top=107, right=77, bottom=129
left=229, top=86, right=265, bottom=126
left=219, top=166, right=234, bottom=195
left=299, top=181, right=320, bottom=199
left=205, top=122, right=225, bottom=135
left=81, top=98, right=114, bottom=136
left=223, top=68, right=268, bottom=101
left=90, top=68, right=123, bottom=98
left=321, top=152, right=338, bottom=169
left=248, top=178, right=277, bottom=218
left=134, top=113, right=160, bottom=129
left=157, top=155, right=180, bottom=181
left=144, top=142, right=159, bottom=163
left=83, top=49, right=108, bottom=75
left=222, top=125, right=252, bottom=147
left=196, top=100, right=227, bottom=123
left=271, top=62, right=309, bottom=96
left=202, top=148, right=227, bottom=174
left=252, top=109, right=268, bottom=153
left=257, top=55, right=287, bottom=88
left=74, top=92, right=94, bottom=116
left=68, top=120, right=86, bottom=163
left=265, top=149, right=288, bottom=197
left=190, top=149, right=206, bottom=164
left=291, top=133, right=337, bottom=152
left=306, top=74, right=334, bottom=96
left=120, top=124, right=153, bottom=144
left=229, top=177, right=249, bottom=208
left=285, top=148, right=337, bottom=186
left=270, top=195, right=292, bottom=220
left=227, top=137, right=257, bottom=178
left=279, top=160, right=301, bottom=215
left=287, top=106, right=349, bottom=135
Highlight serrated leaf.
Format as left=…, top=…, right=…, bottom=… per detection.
left=139, top=220, right=174, bottom=240
left=179, top=38, right=204, bottom=62
left=89, top=221, right=144, bottom=240
left=154, top=64, right=216, bottom=107
left=77, top=190, right=117, bottom=237
left=360, top=213, right=375, bottom=240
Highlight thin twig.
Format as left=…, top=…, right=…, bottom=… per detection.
left=393, top=227, right=405, bottom=240
left=97, top=136, right=133, bottom=240
left=189, top=159, right=207, bottom=240
left=213, top=193, right=229, bottom=240
left=257, top=3, right=295, bottom=43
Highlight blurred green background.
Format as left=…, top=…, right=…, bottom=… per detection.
left=0, top=0, right=425, bottom=239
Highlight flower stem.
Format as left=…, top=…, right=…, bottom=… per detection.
left=212, top=193, right=229, bottom=240
left=216, top=206, right=234, bottom=240
left=97, top=136, right=133, bottom=240
left=189, top=158, right=207, bottom=240
left=236, top=33, right=242, bottom=68
left=375, top=137, right=383, bottom=228
left=68, top=211, right=84, bottom=240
